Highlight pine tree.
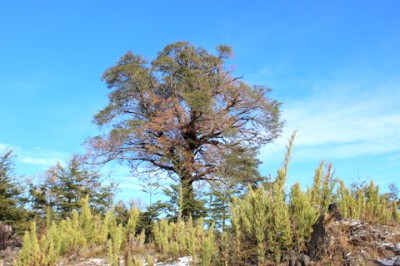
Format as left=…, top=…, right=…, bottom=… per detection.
left=0, top=149, right=29, bottom=231
left=89, top=42, right=283, bottom=217
left=230, top=132, right=296, bottom=264
left=270, top=132, right=294, bottom=262
left=207, top=147, right=264, bottom=230
left=289, top=183, right=318, bottom=250
left=79, top=196, right=96, bottom=243
left=199, top=223, right=216, bottom=266
left=207, top=182, right=234, bottom=231
left=14, top=221, right=41, bottom=266
left=155, top=183, right=207, bottom=221
left=29, top=154, right=116, bottom=219
left=308, top=161, right=337, bottom=213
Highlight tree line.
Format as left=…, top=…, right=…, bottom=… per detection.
left=6, top=135, right=400, bottom=265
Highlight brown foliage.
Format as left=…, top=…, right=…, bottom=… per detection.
left=88, top=42, right=283, bottom=217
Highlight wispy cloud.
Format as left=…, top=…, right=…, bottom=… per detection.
left=18, top=148, right=68, bottom=167
left=0, top=144, right=69, bottom=174
left=0, top=143, right=11, bottom=151
left=261, top=80, right=400, bottom=162
left=19, top=157, right=59, bottom=167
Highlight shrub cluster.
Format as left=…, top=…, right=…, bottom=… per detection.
left=12, top=137, right=399, bottom=265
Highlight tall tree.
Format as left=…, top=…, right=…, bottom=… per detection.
left=88, top=42, right=283, bottom=217
left=153, top=183, right=207, bottom=221
left=0, top=149, right=29, bottom=230
left=207, top=146, right=264, bottom=230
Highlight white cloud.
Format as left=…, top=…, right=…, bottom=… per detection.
left=261, top=81, right=400, bottom=162
left=0, top=144, right=9, bottom=152
left=0, top=143, right=68, bottom=166
left=118, top=182, right=142, bottom=191
left=18, top=148, right=68, bottom=167
left=0, top=144, right=68, bottom=170
left=19, top=157, right=59, bottom=167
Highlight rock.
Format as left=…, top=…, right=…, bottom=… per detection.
left=359, top=249, right=371, bottom=260
left=297, top=253, right=311, bottom=266
left=328, top=203, right=343, bottom=221
left=380, top=242, right=396, bottom=252
left=307, top=202, right=345, bottom=260
left=394, top=256, right=400, bottom=266
left=307, top=214, right=328, bottom=260
left=344, top=252, right=365, bottom=266
left=0, top=246, right=18, bottom=266
left=0, top=222, right=12, bottom=250
left=69, top=254, right=78, bottom=261
left=287, top=251, right=298, bottom=266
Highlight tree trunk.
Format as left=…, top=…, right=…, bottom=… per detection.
left=180, top=177, right=195, bottom=219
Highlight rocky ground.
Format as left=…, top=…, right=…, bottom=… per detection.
left=55, top=256, right=192, bottom=266
left=325, top=219, right=400, bottom=266
left=287, top=219, right=400, bottom=266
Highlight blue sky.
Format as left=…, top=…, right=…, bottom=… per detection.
left=1, top=1, right=399, bottom=203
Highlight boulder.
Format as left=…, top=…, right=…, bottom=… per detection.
left=0, top=222, right=12, bottom=250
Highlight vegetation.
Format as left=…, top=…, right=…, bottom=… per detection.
left=87, top=42, right=283, bottom=217
left=28, top=155, right=116, bottom=220
left=0, top=149, right=29, bottom=231
left=7, top=134, right=399, bottom=265
left=1, top=42, right=399, bottom=265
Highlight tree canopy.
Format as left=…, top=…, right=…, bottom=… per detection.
left=29, top=155, right=116, bottom=219
left=89, top=42, right=283, bottom=217
left=0, top=149, right=29, bottom=230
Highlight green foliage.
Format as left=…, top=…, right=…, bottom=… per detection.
left=231, top=181, right=294, bottom=264
left=135, top=205, right=159, bottom=240
left=12, top=129, right=400, bottom=266
left=145, top=255, right=155, bottom=266
left=207, top=146, right=264, bottom=231
left=0, top=149, right=29, bottom=231
left=126, top=205, right=140, bottom=245
left=43, top=222, right=62, bottom=265
left=155, top=183, right=207, bottom=221
left=289, top=183, right=318, bottom=250
left=80, top=196, right=96, bottom=243
left=207, top=182, right=233, bottom=231
left=107, top=239, right=119, bottom=266
left=29, top=154, right=116, bottom=220
left=218, top=231, right=231, bottom=266
left=229, top=132, right=305, bottom=264
left=89, top=41, right=283, bottom=218
left=16, top=221, right=64, bottom=266
left=269, top=133, right=295, bottom=262
left=308, top=161, right=337, bottom=213
left=392, top=200, right=399, bottom=222
left=152, top=217, right=211, bottom=261
left=15, top=197, right=147, bottom=265
left=337, top=180, right=358, bottom=219
left=14, top=169, right=400, bottom=266
left=14, top=225, right=37, bottom=266
left=336, top=179, right=398, bottom=224
left=199, top=223, right=216, bottom=266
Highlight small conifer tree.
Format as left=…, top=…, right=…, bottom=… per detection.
left=289, top=183, right=318, bottom=250
left=199, top=223, right=216, bottom=266
left=14, top=222, right=41, bottom=266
